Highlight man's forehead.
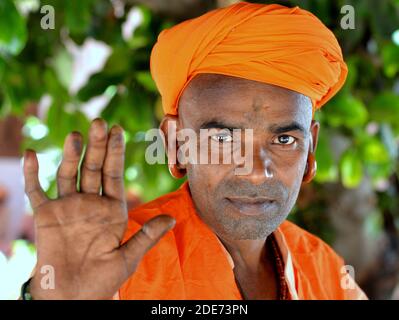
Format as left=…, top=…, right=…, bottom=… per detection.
left=178, top=73, right=312, bottom=129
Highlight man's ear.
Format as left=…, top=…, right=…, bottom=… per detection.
left=303, top=120, right=320, bottom=184
left=310, top=120, right=320, bottom=153
left=159, top=115, right=186, bottom=179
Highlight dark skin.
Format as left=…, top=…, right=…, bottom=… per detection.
left=24, top=73, right=319, bottom=300
left=24, top=121, right=175, bottom=299
left=161, top=73, right=320, bottom=299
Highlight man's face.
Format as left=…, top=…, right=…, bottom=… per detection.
left=173, top=73, right=318, bottom=240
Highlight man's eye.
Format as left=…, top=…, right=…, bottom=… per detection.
left=211, top=133, right=233, bottom=143
left=273, top=135, right=296, bottom=145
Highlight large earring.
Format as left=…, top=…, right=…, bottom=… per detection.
left=302, top=153, right=317, bottom=184
left=168, top=164, right=186, bottom=179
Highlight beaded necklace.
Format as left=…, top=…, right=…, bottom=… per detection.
left=234, top=233, right=289, bottom=300
left=268, top=233, right=289, bottom=300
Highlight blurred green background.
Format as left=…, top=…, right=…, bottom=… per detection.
left=0, top=0, right=398, bottom=299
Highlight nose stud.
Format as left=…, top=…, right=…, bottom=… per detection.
left=265, top=167, right=273, bottom=179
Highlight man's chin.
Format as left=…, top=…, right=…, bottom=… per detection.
left=213, top=206, right=287, bottom=240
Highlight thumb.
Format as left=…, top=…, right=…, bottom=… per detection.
left=120, top=214, right=175, bottom=274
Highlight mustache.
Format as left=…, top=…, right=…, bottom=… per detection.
left=219, top=179, right=288, bottom=201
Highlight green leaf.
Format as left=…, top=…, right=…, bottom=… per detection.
left=340, top=56, right=358, bottom=92
left=101, top=90, right=154, bottom=133
left=43, top=69, right=69, bottom=104
left=46, top=102, right=90, bottom=147
left=340, top=149, right=363, bottom=188
left=50, top=48, right=73, bottom=90
left=77, top=73, right=123, bottom=102
left=1, top=64, right=30, bottom=114
left=368, top=0, right=399, bottom=38
left=367, top=163, right=392, bottom=182
left=381, top=42, right=399, bottom=78
left=124, top=5, right=153, bottom=50
left=103, top=47, right=131, bottom=75
left=315, top=129, right=338, bottom=182
left=65, top=0, right=93, bottom=35
left=324, top=94, right=368, bottom=128
left=135, top=71, right=157, bottom=92
left=358, top=133, right=394, bottom=182
left=0, top=56, right=5, bottom=79
left=360, top=137, right=390, bottom=164
left=368, top=92, right=399, bottom=126
left=0, top=0, right=27, bottom=56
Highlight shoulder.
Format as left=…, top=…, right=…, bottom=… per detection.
left=279, top=220, right=343, bottom=263
left=279, top=220, right=367, bottom=299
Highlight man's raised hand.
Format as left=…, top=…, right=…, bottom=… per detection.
left=24, top=119, right=175, bottom=299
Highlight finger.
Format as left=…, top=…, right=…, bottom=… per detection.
left=102, top=125, right=125, bottom=201
left=80, top=118, right=108, bottom=194
left=23, top=149, right=49, bottom=210
left=57, top=131, right=83, bottom=197
left=120, top=215, right=175, bottom=275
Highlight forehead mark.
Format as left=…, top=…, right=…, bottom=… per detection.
left=252, top=97, right=263, bottom=113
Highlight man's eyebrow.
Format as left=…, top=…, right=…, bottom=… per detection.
left=199, top=121, right=242, bottom=131
left=268, top=121, right=308, bottom=136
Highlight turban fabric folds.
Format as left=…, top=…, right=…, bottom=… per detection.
left=150, top=1, right=348, bottom=116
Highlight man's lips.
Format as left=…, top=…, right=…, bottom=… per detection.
left=226, top=197, right=278, bottom=216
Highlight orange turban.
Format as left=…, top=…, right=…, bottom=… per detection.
left=150, top=1, right=347, bottom=116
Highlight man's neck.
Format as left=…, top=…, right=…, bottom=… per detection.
left=217, top=235, right=281, bottom=300
left=217, top=236, right=268, bottom=273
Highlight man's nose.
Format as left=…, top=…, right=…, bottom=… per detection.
left=241, top=145, right=274, bottom=185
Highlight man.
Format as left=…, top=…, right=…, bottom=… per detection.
left=22, top=2, right=367, bottom=299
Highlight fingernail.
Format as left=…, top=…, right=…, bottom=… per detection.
left=110, top=127, right=125, bottom=147
left=92, top=121, right=108, bottom=140
left=111, top=125, right=124, bottom=135
left=92, top=118, right=107, bottom=129
left=24, top=149, right=33, bottom=158
left=72, top=138, right=82, bottom=155
left=164, top=218, right=176, bottom=231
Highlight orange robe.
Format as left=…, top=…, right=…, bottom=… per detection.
left=118, top=181, right=367, bottom=300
